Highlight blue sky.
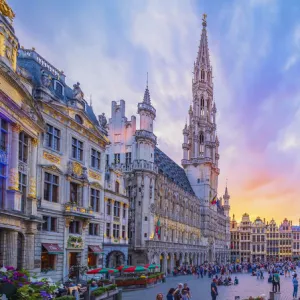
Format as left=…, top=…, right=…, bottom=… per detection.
left=10, top=0, right=300, bottom=223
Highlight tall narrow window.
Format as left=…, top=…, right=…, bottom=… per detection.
left=45, top=124, right=61, bottom=151
left=19, top=132, right=28, bottom=163
left=106, top=154, right=109, bottom=167
left=69, top=221, right=81, bottom=234
left=115, top=181, right=120, bottom=194
left=200, top=97, right=205, bottom=116
left=201, top=70, right=205, bottom=81
left=18, top=172, right=27, bottom=212
left=114, top=201, right=120, bottom=217
left=113, top=224, right=120, bottom=238
left=72, top=137, right=83, bottom=161
left=114, top=153, right=120, bottom=164
left=91, top=148, right=101, bottom=170
left=106, top=199, right=111, bottom=215
left=0, top=119, right=7, bottom=151
left=44, top=172, right=59, bottom=203
left=90, top=188, right=100, bottom=212
left=89, top=223, right=99, bottom=236
left=125, top=152, right=132, bottom=166
left=199, top=132, right=204, bottom=156
left=42, top=216, right=57, bottom=232
left=70, top=182, right=81, bottom=205
left=123, top=203, right=126, bottom=218
left=122, top=225, right=126, bottom=239
left=0, top=165, right=5, bottom=209
left=106, top=223, right=111, bottom=237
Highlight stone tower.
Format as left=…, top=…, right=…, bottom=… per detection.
left=223, top=185, right=230, bottom=217
left=182, top=14, right=220, bottom=205
left=131, top=80, right=157, bottom=253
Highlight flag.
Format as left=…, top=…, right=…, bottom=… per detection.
left=155, top=219, right=161, bottom=239
left=210, top=194, right=217, bottom=205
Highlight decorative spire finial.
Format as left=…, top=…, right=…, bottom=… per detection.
left=0, top=0, right=15, bottom=22
left=146, top=72, right=148, bottom=88
left=143, top=74, right=151, bottom=105
left=202, top=13, right=207, bottom=27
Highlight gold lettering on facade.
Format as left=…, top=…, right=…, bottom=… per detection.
left=43, top=151, right=61, bottom=164
left=88, top=170, right=101, bottom=181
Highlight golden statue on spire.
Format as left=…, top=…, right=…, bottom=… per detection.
left=202, top=13, right=207, bottom=27
left=0, top=0, right=15, bottom=21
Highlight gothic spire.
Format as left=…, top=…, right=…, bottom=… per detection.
left=143, top=72, right=151, bottom=104
left=196, top=13, right=211, bottom=69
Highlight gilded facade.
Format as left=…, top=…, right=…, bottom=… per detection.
left=0, top=7, right=44, bottom=272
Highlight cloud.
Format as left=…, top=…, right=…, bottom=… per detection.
left=11, top=0, right=300, bottom=223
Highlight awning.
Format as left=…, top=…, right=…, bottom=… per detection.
left=42, top=243, right=63, bottom=255
left=88, top=245, right=103, bottom=254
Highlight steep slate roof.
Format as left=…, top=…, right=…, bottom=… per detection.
left=17, top=50, right=99, bottom=126
left=154, top=147, right=195, bottom=196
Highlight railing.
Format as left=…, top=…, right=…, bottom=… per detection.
left=64, top=203, right=93, bottom=215
left=110, top=159, right=158, bottom=174
left=135, top=130, right=157, bottom=144
left=0, top=149, right=8, bottom=165
left=146, top=239, right=208, bottom=250
left=113, top=216, right=120, bottom=222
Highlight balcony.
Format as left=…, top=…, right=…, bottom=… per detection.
left=135, top=130, right=157, bottom=144
left=0, top=149, right=8, bottom=165
left=113, top=159, right=158, bottom=174
left=113, top=216, right=120, bottom=223
left=64, top=203, right=94, bottom=219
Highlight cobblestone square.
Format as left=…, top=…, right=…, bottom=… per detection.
left=123, top=271, right=299, bottom=300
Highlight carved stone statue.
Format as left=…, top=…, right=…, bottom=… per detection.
left=72, top=82, right=84, bottom=101
left=98, top=113, right=107, bottom=128
left=41, top=69, right=51, bottom=88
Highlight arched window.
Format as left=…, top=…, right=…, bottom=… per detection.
left=75, top=114, right=83, bottom=125
left=200, top=97, right=205, bottom=116
left=207, top=72, right=211, bottom=84
left=201, top=70, right=205, bottom=81
left=199, top=132, right=204, bottom=144
left=115, top=181, right=120, bottom=194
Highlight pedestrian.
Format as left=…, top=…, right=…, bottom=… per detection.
left=156, top=293, right=163, bottom=300
left=173, top=283, right=183, bottom=300
left=167, top=288, right=175, bottom=300
left=273, top=270, right=280, bottom=293
left=182, top=283, right=191, bottom=299
left=211, top=278, right=218, bottom=300
left=293, top=274, right=298, bottom=299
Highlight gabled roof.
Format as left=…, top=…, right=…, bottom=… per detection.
left=154, top=147, right=195, bottom=196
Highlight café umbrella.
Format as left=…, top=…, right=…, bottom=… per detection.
left=145, top=264, right=160, bottom=270
left=123, top=266, right=147, bottom=273
left=116, top=265, right=131, bottom=271
left=87, top=268, right=118, bottom=274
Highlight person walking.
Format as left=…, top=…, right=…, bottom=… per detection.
left=211, top=278, right=218, bottom=300
left=292, top=274, right=298, bottom=299
left=273, top=270, right=280, bottom=293
left=173, top=283, right=183, bottom=300
left=167, top=288, right=175, bottom=300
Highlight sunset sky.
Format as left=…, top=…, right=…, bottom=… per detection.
left=10, top=0, right=300, bottom=224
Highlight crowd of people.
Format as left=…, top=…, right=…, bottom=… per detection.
left=155, top=260, right=300, bottom=300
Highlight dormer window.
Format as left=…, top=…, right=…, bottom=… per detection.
left=54, top=81, right=64, bottom=97
left=75, top=114, right=83, bottom=125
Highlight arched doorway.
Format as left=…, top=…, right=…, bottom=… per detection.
left=106, top=251, right=125, bottom=268
left=17, top=233, right=23, bottom=270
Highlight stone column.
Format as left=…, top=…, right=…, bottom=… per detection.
left=6, top=231, right=18, bottom=268
left=163, top=254, right=167, bottom=274
left=0, top=230, right=7, bottom=267
left=170, top=253, right=174, bottom=272
left=25, top=233, right=35, bottom=270
left=7, top=124, right=21, bottom=211
left=82, top=183, right=89, bottom=207
left=27, top=138, right=38, bottom=215
left=125, top=203, right=129, bottom=242
left=111, top=200, right=115, bottom=239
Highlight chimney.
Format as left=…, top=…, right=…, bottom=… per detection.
left=264, top=218, right=265, bottom=224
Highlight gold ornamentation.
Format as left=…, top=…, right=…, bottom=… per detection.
left=65, top=216, right=74, bottom=228
left=88, top=170, right=101, bottom=181
left=8, top=168, right=18, bottom=191
left=12, top=123, right=21, bottom=133
left=73, top=162, right=82, bottom=176
left=82, top=219, right=90, bottom=230
left=0, top=0, right=15, bottom=21
left=43, top=151, right=61, bottom=164
left=202, top=13, right=207, bottom=21
left=31, top=138, right=38, bottom=147
left=90, top=182, right=102, bottom=190
left=28, top=177, right=36, bottom=198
